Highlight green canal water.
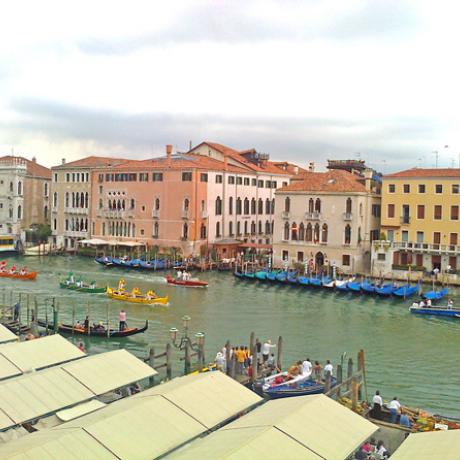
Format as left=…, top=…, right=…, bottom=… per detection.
left=1, top=255, right=459, bottom=416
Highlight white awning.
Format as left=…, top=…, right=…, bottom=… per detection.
left=0, top=325, right=17, bottom=345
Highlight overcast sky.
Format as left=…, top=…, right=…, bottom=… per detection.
left=0, top=0, right=459, bottom=171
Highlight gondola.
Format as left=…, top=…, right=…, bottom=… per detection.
left=422, top=287, right=448, bottom=301
left=233, top=271, right=246, bottom=279
left=335, top=280, right=349, bottom=292
left=37, top=319, right=149, bottom=337
left=375, top=284, right=397, bottom=296
left=393, top=285, right=419, bottom=298
left=321, top=276, right=333, bottom=287
left=361, top=281, right=376, bottom=294
left=95, top=256, right=114, bottom=266
left=287, top=273, right=298, bottom=284
left=308, top=277, right=322, bottom=287
left=243, top=272, right=257, bottom=280
left=297, top=276, right=309, bottom=287
left=276, top=272, right=288, bottom=283
left=347, top=281, right=362, bottom=293
left=255, top=271, right=268, bottom=281
left=266, top=271, right=278, bottom=282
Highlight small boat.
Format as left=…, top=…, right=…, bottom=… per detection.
left=60, top=280, right=107, bottom=294
left=243, top=272, right=257, bottom=280
left=107, top=279, right=168, bottom=305
left=393, top=284, right=419, bottom=298
left=361, top=281, right=376, bottom=294
left=276, top=272, right=288, bottom=283
left=347, top=281, right=362, bottom=293
left=422, top=288, right=448, bottom=301
left=409, top=304, right=460, bottom=318
left=37, top=319, right=149, bottom=337
left=297, top=276, right=309, bottom=287
left=0, top=263, right=37, bottom=280
left=321, top=276, right=333, bottom=287
left=308, top=276, right=322, bottom=287
left=287, top=273, right=298, bottom=284
left=95, top=256, right=114, bottom=266
left=255, top=271, right=268, bottom=281
left=375, top=284, right=397, bottom=296
left=266, top=271, right=278, bottom=282
left=165, top=274, right=208, bottom=288
left=233, top=271, right=246, bottom=279
left=335, top=279, right=349, bottom=292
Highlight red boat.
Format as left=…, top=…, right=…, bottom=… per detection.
left=0, top=262, right=37, bottom=280
left=165, top=274, right=208, bottom=288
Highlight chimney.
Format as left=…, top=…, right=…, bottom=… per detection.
left=293, top=166, right=299, bottom=175
left=32, top=156, right=37, bottom=163
left=62, top=158, right=66, bottom=165
left=166, top=144, right=172, bottom=167
left=363, top=168, right=373, bottom=192
left=308, top=162, right=315, bottom=172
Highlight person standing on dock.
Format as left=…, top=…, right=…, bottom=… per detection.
left=324, top=360, right=333, bottom=377
left=313, top=361, right=322, bottom=382
left=388, top=396, right=401, bottom=424
left=372, top=390, right=383, bottom=420
left=235, top=346, right=246, bottom=374
left=119, top=310, right=127, bottom=331
left=302, top=358, right=312, bottom=376
left=262, top=340, right=276, bottom=362
left=13, top=302, right=20, bottom=321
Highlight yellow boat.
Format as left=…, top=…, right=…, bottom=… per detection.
left=107, top=279, right=169, bottom=305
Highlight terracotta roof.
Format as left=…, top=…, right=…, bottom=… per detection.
left=271, top=161, right=308, bottom=175
left=384, top=168, right=460, bottom=178
left=93, top=153, right=249, bottom=174
left=0, top=156, right=51, bottom=178
left=190, top=141, right=291, bottom=175
left=52, top=156, right=127, bottom=169
left=278, top=170, right=368, bottom=193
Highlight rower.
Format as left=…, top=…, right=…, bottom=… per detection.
left=9, top=265, right=17, bottom=274
left=447, top=298, right=454, bottom=309
left=176, top=269, right=182, bottom=280
left=19, top=267, right=26, bottom=275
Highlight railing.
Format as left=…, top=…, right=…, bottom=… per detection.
left=281, top=211, right=290, bottom=219
left=181, top=210, right=189, bottom=219
left=64, top=207, right=88, bottom=215
left=200, top=210, right=208, bottom=219
left=305, top=211, right=321, bottom=220
left=400, top=216, right=411, bottom=224
left=152, top=209, right=160, bottom=219
left=374, top=240, right=460, bottom=254
left=342, top=212, right=352, bottom=221
left=102, top=209, right=125, bottom=219
left=64, top=230, right=88, bottom=237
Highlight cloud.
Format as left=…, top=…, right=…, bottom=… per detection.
left=77, top=0, right=420, bottom=56
left=1, top=98, right=442, bottom=171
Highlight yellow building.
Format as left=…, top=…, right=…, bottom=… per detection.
left=375, top=168, right=460, bottom=273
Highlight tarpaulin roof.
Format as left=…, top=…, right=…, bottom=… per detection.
left=0, top=325, right=17, bottom=345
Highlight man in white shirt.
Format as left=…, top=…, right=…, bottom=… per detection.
left=301, top=358, right=312, bottom=376
left=262, top=340, right=276, bottom=362
left=372, top=390, right=383, bottom=419
left=324, top=360, right=333, bottom=376
left=388, top=397, right=401, bottom=423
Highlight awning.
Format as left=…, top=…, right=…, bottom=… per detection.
left=0, top=324, right=17, bottom=345
left=115, top=241, right=144, bottom=247
left=77, top=238, right=111, bottom=246
left=213, top=239, right=241, bottom=246
left=391, top=429, right=460, bottom=459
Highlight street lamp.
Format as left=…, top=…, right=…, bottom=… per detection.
left=169, top=316, right=205, bottom=374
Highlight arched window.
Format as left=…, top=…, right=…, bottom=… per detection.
left=251, top=198, right=256, bottom=215
left=244, top=198, right=249, bottom=215
left=44, top=183, right=48, bottom=196
left=155, top=198, right=160, bottom=210
left=154, top=222, right=159, bottom=238
left=306, top=223, right=312, bottom=242
left=236, top=198, right=242, bottom=215
left=322, top=223, right=328, bottom=243
left=72, top=192, right=75, bottom=207
left=44, top=206, right=48, bottom=219
left=251, top=221, right=256, bottom=234
left=132, top=223, right=136, bottom=237
left=200, top=224, right=207, bottom=239
left=229, top=197, right=233, bottom=215
left=17, top=205, right=22, bottom=220
left=184, top=198, right=189, bottom=211
left=346, top=197, right=352, bottom=214
left=284, top=221, right=290, bottom=240
left=128, top=222, right=131, bottom=237
left=17, top=181, right=22, bottom=195
left=201, top=200, right=205, bottom=211
left=265, top=198, right=271, bottom=214
left=271, top=221, right=274, bottom=234
left=183, top=223, right=188, bottom=239
left=9, top=182, right=13, bottom=192
left=85, top=219, right=88, bottom=231
left=53, top=219, right=57, bottom=230
left=117, top=200, right=121, bottom=210
left=65, top=219, right=69, bottom=231
left=85, top=192, right=89, bottom=208
left=215, top=196, right=222, bottom=215
left=229, top=221, right=233, bottom=235
left=244, top=221, right=248, bottom=235
left=122, top=200, right=125, bottom=210
left=345, top=224, right=351, bottom=244
left=313, top=223, right=320, bottom=243
left=216, top=221, right=221, bottom=237
left=130, top=198, right=135, bottom=209
left=75, top=218, right=79, bottom=231
left=299, top=223, right=305, bottom=240
left=359, top=202, right=363, bottom=216
left=80, top=192, right=84, bottom=208
left=271, top=198, right=275, bottom=214
left=284, top=197, right=290, bottom=212
left=99, top=199, right=103, bottom=209
left=53, top=192, right=58, bottom=207
left=258, top=198, right=263, bottom=214
left=315, top=198, right=321, bottom=213
left=308, top=198, right=314, bottom=213
left=80, top=218, right=84, bottom=231
left=358, top=226, right=362, bottom=244
left=65, top=192, right=69, bottom=207
left=237, top=221, right=241, bottom=235
left=258, top=221, right=262, bottom=234
left=291, top=222, right=298, bottom=240
left=265, top=220, right=271, bottom=234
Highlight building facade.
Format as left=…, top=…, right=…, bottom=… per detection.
left=272, top=169, right=381, bottom=274
left=373, top=168, right=460, bottom=274
left=0, top=156, right=51, bottom=248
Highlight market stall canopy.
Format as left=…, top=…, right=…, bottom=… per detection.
left=77, top=238, right=110, bottom=246
left=391, top=429, right=460, bottom=460
left=0, top=324, right=17, bottom=345
left=167, top=394, right=378, bottom=460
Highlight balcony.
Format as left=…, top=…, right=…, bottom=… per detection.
left=64, top=230, right=88, bottom=237
left=182, top=209, right=189, bottom=219
left=201, top=210, right=208, bottom=219
left=342, top=212, right=352, bottom=221
left=305, top=212, right=321, bottom=220
left=99, top=209, right=125, bottom=219
left=374, top=240, right=460, bottom=255
left=281, top=211, right=290, bottom=219
left=400, top=216, right=411, bottom=225
left=152, top=209, right=160, bottom=219
left=64, top=207, right=88, bottom=215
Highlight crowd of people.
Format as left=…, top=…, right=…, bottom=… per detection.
left=371, top=391, right=409, bottom=427
left=354, top=438, right=389, bottom=459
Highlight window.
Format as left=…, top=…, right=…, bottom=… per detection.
left=452, top=184, right=459, bottom=194
left=308, top=198, right=314, bottom=213
left=17, top=181, right=22, bottom=195
left=272, top=181, right=277, bottom=189
left=199, top=173, right=208, bottom=182
left=237, top=221, right=241, bottom=235
left=291, top=222, right=298, bottom=240
left=388, top=184, right=395, bottom=193
left=435, top=184, right=443, bottom=194
left=402, top=230, right=408, bottom=242
left=344, top=225, right=351, bottom=244
left=282, top=181, right=288, bottom=187
left=54, top=173, right=58, bottom=182
left=66, top=173, right=70, bottom=182
left=387, top=229, right=394, bottom=241
left=236, top=198, right=242, bottom=215
left=387, top=204, right=395, bottom=218
left=236, top=177, right=242, bottom=185
left=315, top=198, right=321, bottom=213
left=417, top=231, right=424, bottom=243
left=258, top=198, right=263, bottom=214
left=65, top=192, right=69, bottom=207
left=153, top=222, right=159, bottom=238
left=53, top=219, right=57, bottom=230
left=244, top=221, right=248, bottom=235
left=271, top=198, right=275, bottom=214
left=306, top=223, right=312, bottom=242
left=17, top=205, right=22, bottom=219
left=229, top=221, right=233, bottom=236
left=251, top=178, right=257, bottom=186
left=403, top=184, right=410, bottom=193
left=450, top=233, right=458, bottom=246
left=182, top=172, right=192, bottom=181
left=257, top=180, right=263, bottom=188
left=371, top=204, right=381, bottom=217
left=313, top=223, right=320, bottom=242
left=451, top=205, right=459, bottom=220
left=155, top=198, right=160, bottom=210
left=283, top=222, right=289, bottom=240
left=449, top=255, right=457, bottom=270
left=346, top=198, right=352, bottom=214
left=265, top=198, right=271, bottom=214
left=53, top=192, right=58, bottom=207
left=99, top=198, right=103, bottom=209
left=139, top=173, right=149, bottom=182
left=228, top=176, right=235, bottom=184
left=321, top=224, right=328, bottom=243
left=130, top=198, right=135, bottom=209
left=244, top=178, right=250, bottom=186
left=433, top=232, right=441, bottom=245
left=434, top=205, right=442, bottom=220
left=377, top=253, right=386, bottom=261
left=297, top=251, right=304, bottom=262
left=152, top=172, right=163, bottom=181
left=418, top=184, right=425, bottom=193
left=200, top=224, right=207, bottom=239
left=265, top=180, right=271, bottom=188
left=216, top=174, right=223, bottom=183
left=183, top=198, right=189, bottom=211
left=215, top=197, right=222, bottom=215
left=44, top=183, right=48, bottom=196
left=99, top=185, right=103, bottom=194
left=228, top=197, right=233, bottom=215
left=298, top=223, right=305, bottom=240
left=284, top=197, right=290, bottom=212
left=251, top=198, right=256, bottom=215
left=401, top=204, right=410, bottom=223
left=282, top=250, right=289, bottom=261
left=252, top=221, right=257, bottom=235
left=244, top=198, right=249, bottom=214
left=183, top=223, right=188, bottom=239
left=342, top=255, right=350, bottom=266
left=417, top=205, right=425, bottom=219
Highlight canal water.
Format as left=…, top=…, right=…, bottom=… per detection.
left=1, top=255, right=458, bottom=416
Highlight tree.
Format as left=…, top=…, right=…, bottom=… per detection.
left=36, top=224, right=52, bottom=243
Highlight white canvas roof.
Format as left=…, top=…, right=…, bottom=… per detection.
left=0, top=324, right=17, bottom=345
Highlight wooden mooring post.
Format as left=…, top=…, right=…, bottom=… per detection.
left=147, top=343, right=173, bottom=385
